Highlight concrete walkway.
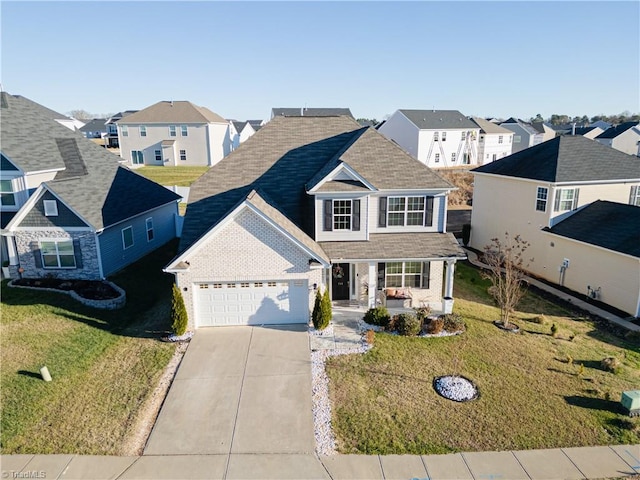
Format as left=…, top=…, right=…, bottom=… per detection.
left=463, top=248, right=640, bottom=333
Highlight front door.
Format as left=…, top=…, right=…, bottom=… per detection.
left=331, top=263, right=350, bottom=300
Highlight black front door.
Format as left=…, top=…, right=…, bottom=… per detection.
left=331, top=263, right=350, bottom=300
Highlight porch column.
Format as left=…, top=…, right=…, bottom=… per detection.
left=368, top=262, right=377, bottom=308
left=444, top=260, right=456, bottom=298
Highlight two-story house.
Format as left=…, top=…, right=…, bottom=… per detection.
left=470, top=117, right=514, bottom=164
left=164, top=116, right=466, bottom=329
left=117, top=101, right=233, bottom=167
left=104, top=110, right=137, bottom=148
left=1, top=92, right=181, bottom=280
left=79, top=118, right=107, bottom=141
left=595, top=121, right=640, bottom=156
left=470, top=136, right=640, bottom=317
left=499, top=118, right=545, bottom=153
left=377, top=110, right=481, bottom=168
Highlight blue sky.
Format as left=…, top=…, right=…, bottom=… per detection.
left=2, top=1, right=638, bottom=121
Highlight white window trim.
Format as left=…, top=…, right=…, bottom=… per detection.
left=40, top=239, right=75, bottom=269
left=146, top=217, right=154, bottom=242
left=122, top=226, right=134, bottom=249
left=139, top=125, right=147, bottom=137
left=180, top=125, right=188, bottom=136
left=0, top=179, right=16, bottom=207
left=387, top=196, right=425, bottom=227
left=121, top=125, right=128, bottom=137
left=179, top=149, right=187, bottom=161
left=536, top=186, right=548, bottom=212
left=556, top=188, right=578, bottom=211
left=131, top=150, right=144, bottom=165
left=43, top=199, right=58, bottom=216
left=333, top=199, right=352, bottom=231
left=169, top=125, right=177, bottom=137
left=384, top=262, right=426, bottom=289
left=631, top=186, right=640, bottom=206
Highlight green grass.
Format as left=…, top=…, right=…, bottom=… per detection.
left=135, top=166, right=209, bottom=187
left=326, top=262, right=640, bottom=454
left=0, top=241, right=180, bottom=455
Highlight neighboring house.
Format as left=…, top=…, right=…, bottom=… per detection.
left=590, top=120, right=612, bottom=131
left=79, top=118, right=107, bottom=140
left=377, top=110, right=480, bottom=168
left=531, top=122, right=557, bottom=142
left=105, top=110, right=138, bottom=148
left=595, top=122, right=640, bottom=156
left=1, top=92, right=181, bottom=280
left=499, top=118, right=545, bottom=153
left=165, top=116, right=466, bottom=329
left=270, top=107, right=354, bottom=119
left=470, top=135, right=640, bottom=317
left=117, top=101, right=232, bottom=167
left=470, top=117, right=514, bottom=164
left=230, top=120, right=263, bottom=147
left=550, top=124, right=604, bottom=139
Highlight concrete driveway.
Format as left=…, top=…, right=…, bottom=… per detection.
left=144, top=325, right=315, bottom=456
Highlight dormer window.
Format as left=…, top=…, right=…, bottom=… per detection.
left=44, top=199, right=58, bottom=216
left=323, top=199, right=361, bottom=231
left=333, top=200, right=352, bottom=230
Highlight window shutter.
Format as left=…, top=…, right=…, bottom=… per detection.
left=425, top=196, right=434, bottom=226
left=630, top=186, right=639, bottom=205
left=553, top=190, right=561, bottom=212
left=323, top=199, right=333, bottom=231
left=377, top=263, right=385, bottom=290
left=572, top=188, right=579, bottom=210
left=352, top=199, right=360, bottom=231
left=31, top=241, right=42, bottom=268
left=421, top=262, right=431, bottom=289
left=378, top=197, right=387, bottom=227
left=73, top=239, right=83, bottom=269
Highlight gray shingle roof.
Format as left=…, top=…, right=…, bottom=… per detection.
left=473, top=135, right=640, bottom=183
left=79, top=118, right=107, bottom=133
left=399, top=110, right=477, bottom=130
left=2, top=92, right=180, bottom=230
left=500, top=118, right=539, bottom=136
left=543, top=201, right=640, bottom=257
left=118, top=101, right=227, bottom=124
left=319, top=233, right=466, bottom=260
left=596, top=121, right=640, bottom=139
left=271, top=108, right=353, bottom=118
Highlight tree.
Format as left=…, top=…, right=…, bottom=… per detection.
left=311, top=288, right=323, bottom=329
left=317, top=287, right=332, bottom=330
left=68, top=109, right=93, bottom=120
left=530, top=113, right=544, bottom=123
left=170, top=284, right=189, bottom=336
left=481, top=233, right=532, bottom=329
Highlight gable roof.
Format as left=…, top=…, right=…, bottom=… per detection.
left=470, top=117, right=514, bottom=135
left=106, top=110, right=138, bottom=124
left=79, top=118, right=107, bottom=133
left=2, top=92, right=180, bottom=230
left=4, top=93, right=70, bottom=121
left=596, top=121, right=640, bottom=139
left=117, top=101, right=227, bottom=124
left=543, top=201, right=640, bottom=258
left=472, top=135, right=640, bottom=183
left=398, top=109, right=477, bottom=130
left=271, top=107, right=353, bottom=118
left=500, top=118, right=540, bottom=136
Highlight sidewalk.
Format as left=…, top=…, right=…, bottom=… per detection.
left=463, top=248, right=640, bottom=334
left=2, top=445, right=639, bottom=479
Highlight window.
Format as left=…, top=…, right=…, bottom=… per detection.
left=254, top=282, right=263, bottom=287
left=199, top=284, right=209, bottom=289
left=630, top=186, right=640, bottom=206
left=442, top=132, right=447, bottom=141
left=461, top=131, right=466, bottom=141
left=0, top=179, right=16, bottom=206
left=434, top=132, right=439, bottom=141
left=240, top=282, right=250, bottom=288
left=139, top=125, right=147, bottom=137
left=181, top=125, right=188, bottom=136
left=451, top=153, right=456, bottom=163
left=536, top=187, right=548, bottom=212
left=179, top=149, right=187, bottom=161
left=435, top=153, right=440, bottom=163
left=385, top=262, right=427, bottom=288
left=131, top=150, right=144, bottom=165
left=146, top=218, right=154, bottom=241
left=513, top=135, right=521, bottom=143
left=554, top=188, right=579, bottom=211
left=388, top=196, right=426, bottom=226
left=122, top=226, right=134, bottom=249
left=40, top=239, right=75, bottom=268
left=154, top=150, right=162, bottom=162
left=333, top=200, right=352, bottom=230
left=43, top=200, right=58, bottom=216
left=492, top=154, right=497, bottom=162
left=463, top=153, right=470, bottom=165
left=168, top=125, right=177, bottom=137
left=121, top=125, right=128, bottom=137
left=267, top=281, right=276, bottom=287
left=498, top=135, right=504, bottom=144
left=508, top=136, right=512, bottom=143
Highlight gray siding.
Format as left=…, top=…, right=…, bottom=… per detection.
left=98, top=202, right=177, bottom=277
left=20, top=191, right=89, bottom=228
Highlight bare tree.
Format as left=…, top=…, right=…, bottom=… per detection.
left=482, top=233, right=532, bottom=329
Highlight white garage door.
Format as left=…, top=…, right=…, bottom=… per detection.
left=195, top=280, right=309, bottom=327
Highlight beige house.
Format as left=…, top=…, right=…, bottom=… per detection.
left=117, top=101, right=233, bottom=167
left=471, top=136, right=640, bottom=317
left=595, top=121, right=640, bottom=156
left=165, top=116, right=465, bottom=329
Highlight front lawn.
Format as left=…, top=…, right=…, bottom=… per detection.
left=0, top=241, right=179, bottom=455
left=135, top=166, right=209, bottom=186
left=326, top=263, right=640, bottom=454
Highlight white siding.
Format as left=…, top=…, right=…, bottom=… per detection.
left=368, top=192, right=447, bottom=234
left=314, top=195, right=369, bottom=242
left=477, top=132, right=514, bottom=165
left=377, top=112, right=420, bottom=158
left=418, top=129, right=480, bottom=168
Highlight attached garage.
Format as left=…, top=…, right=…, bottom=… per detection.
left=195, top=279, right=309, bottom=327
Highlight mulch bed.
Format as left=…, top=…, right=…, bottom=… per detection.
left=12, top=278, right=120, bottom=300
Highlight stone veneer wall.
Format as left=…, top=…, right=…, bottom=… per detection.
left=13, top=230, right=101, bottom=280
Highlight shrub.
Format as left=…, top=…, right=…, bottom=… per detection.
left=387, top=314, right=399, bottom=332
left=462, top=223, right=471, bottom=246
left=414, top=306, right=432, bottom=324
left=365, top=330, right=375, bottom=345
left=442, top=313, right=465, bottom=333
left=316, top=288, right=332, bottom=331
left=601, top=356, right=621, bottom=374
left=425, top=317, right=444, bottom=335
left=396, top=313, right=421, bottom=336
left=170, top=284, right=189, bottom=336
left=311, top=288, right=322, bottom=329
left=363, top=306, right=390, bottom=327
left=550, top=323, right=558, bottom=337
left=531, top=315, right=547, bottom=325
